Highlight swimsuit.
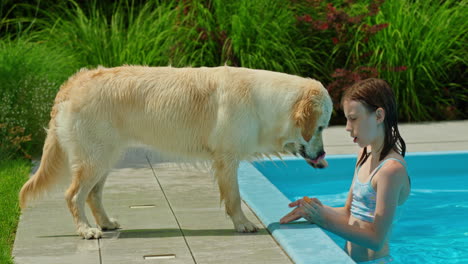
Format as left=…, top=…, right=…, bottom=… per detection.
left=350, top=158, right=408, bottom=264
left=350, top=157, right=407, bottom=223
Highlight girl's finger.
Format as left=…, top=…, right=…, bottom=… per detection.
left=280, top=210, right=301, bottom=224
left=283, top=208, right=298, bottom=218
left=288, top=199, right=302, bottom=207
left=283, top=207, right=302, bottom=221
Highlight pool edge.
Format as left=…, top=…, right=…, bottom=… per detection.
left=239, top=161, right=355, bottom=264
left=239, top=150, right=468, bottom=263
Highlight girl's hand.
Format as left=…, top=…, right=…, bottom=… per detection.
left=280, top=196, right=326, bottom=225
left=301, top=197, right=327, bottom=227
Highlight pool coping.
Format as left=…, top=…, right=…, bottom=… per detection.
left=238, top=151, right=468, bottom=264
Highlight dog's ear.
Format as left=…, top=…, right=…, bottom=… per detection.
left=292, top=88, right=322, bottom=142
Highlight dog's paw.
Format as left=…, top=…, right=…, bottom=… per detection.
left=100, top=218, right=120, bottom=231
left=78, top=227, right=103, bottom=239
left=234, top=221, right=259, bottom=233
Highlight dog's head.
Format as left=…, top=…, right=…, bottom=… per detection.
left=285, top=82, right=332, bottom=168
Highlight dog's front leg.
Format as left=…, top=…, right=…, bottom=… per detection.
left=213, top=158, right=258, bottom=233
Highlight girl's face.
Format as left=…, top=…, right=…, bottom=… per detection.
left=343, top=99, right=383, bottom=149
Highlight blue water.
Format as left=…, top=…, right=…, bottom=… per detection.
left=254, top=152, right=468, bottom=264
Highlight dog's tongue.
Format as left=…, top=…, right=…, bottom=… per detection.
left=310, top=152, right=326, bottom=164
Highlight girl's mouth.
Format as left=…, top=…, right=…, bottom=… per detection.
left=353, top=137, right=357, bottom=143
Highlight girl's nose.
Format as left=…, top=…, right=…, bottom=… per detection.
left=345, top=120, right=352, bottom=132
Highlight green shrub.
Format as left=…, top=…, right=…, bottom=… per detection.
left=0, top=37, right=78, bottom=158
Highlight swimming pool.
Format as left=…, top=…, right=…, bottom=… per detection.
left=239, top=151, right=468, bottom=264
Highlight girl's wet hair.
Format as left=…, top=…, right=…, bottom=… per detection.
left=341, top=78, right=406, bottom=166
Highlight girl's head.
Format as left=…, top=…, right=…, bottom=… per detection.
left=341, top=78, right=405, bottom=164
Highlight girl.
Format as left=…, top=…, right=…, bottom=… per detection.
left=280, top=78, right=411, bottom=264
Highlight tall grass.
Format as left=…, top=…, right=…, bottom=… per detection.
left=169, top=0, right=309, bottom=73
left=362, top=0, right=467, bottom=121
left=221, top=0, right=314, bottom=74
left=37, top=0, right=315, bottom=75
left=37, top=0, right=178, bottom=67
left=168, top=0, right=225, bottom=67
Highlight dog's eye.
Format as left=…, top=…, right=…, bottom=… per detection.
left=317, top=126, right=324, bottom=132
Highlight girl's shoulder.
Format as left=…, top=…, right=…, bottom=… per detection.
left=375, top=154, right=408, bottom=185
left=383, top=152, right=407, bottom=169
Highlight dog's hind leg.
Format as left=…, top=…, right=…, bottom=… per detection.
left=213, top=157, right=258, bottom=233
left=87, top=173, right=120, bottom=231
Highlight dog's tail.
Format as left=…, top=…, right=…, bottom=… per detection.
left=19, top=119, right=66, bottom=209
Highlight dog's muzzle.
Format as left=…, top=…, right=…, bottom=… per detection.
left=299, top=146, right=328, bottom=169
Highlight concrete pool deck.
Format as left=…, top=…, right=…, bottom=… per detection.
left=12, top=120, right=468, bottom=264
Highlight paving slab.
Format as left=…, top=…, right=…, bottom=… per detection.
left=13, top=151, right=292, bottom=264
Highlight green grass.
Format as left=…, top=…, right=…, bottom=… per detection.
left=0, top=159, right=30, bottom=264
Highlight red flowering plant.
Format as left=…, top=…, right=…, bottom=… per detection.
left=292, top=0, right=407, bottom=122
left=296, top=1, right=387, bottom=45
left=0, top=123, right=32, bottom=160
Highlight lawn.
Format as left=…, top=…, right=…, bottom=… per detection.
left=0, top=159, right=30, bottom=264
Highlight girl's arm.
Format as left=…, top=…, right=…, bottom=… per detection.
left=312, top=161, right=407, bottom=251
left=280, top=183, right=353, bottom=224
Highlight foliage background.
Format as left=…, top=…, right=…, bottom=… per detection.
left=0, top=0, right=467, bottom=159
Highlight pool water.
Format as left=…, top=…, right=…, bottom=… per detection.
left=251, top=151, right=468, bottom=264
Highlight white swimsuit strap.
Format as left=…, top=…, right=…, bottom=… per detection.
left=369, top=158, right=406, bottom=182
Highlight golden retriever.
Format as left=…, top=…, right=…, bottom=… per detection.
left=19, top=66, right=332, bottom=239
